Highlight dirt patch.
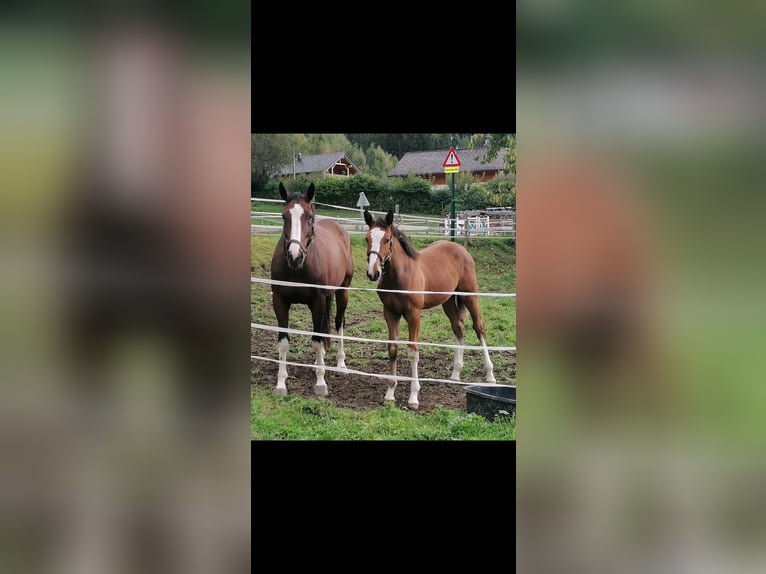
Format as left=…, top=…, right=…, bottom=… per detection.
left=251, top=337, right=516, bottom=414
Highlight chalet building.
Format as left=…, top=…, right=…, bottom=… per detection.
left=279, top=152, right=362, bottom=178
left=389, top=147, right=508, bottom=186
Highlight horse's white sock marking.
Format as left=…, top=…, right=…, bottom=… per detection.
left=384, top=357, right=397, bottom=401
left=480, top=335, right=496, bottom=383
left=451, top=336, right=464, bottom=380
left=276, top=338, right=290, bottom=394
left=336, top=325, right=347, bottom=370
left=407, top=348, right=420, bottom=408
left=367, top=227, right=385, bottom=277
left=312, top=339, right=328, bottom=395
left=288, top=204, right=304, bottom=260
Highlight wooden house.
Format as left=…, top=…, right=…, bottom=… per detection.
left=389, top=147, right=508, bottom=186
left=279, top=152, right=362, bottom=178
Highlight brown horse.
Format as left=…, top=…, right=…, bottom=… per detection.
left=364, top=209, right=495, bottom=409
left=271, top=182, right=354, bottom=397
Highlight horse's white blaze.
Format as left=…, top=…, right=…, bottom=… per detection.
left=367, top=227, right=385, bottom=276
left=407, top=348, right=420, bottom=407
left=451, top=336, right=464, bottom=380
left=288, top=203, right=304, bottom=260
left=480, top=335, right=496, bottom=383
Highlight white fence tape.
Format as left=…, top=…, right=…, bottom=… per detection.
left=250, top=322, right=516, bottom=352
left=251, top=276, right=516, bottom=298
left=251, top=197, right=366, bottom=213
left=251, top=228, right=516, bottom=240
left=251, top=355, right=512, bottom=387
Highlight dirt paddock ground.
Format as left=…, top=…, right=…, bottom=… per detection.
left=251, top=340, right=516, bottom=414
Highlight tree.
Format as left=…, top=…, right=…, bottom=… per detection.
left=304, top=134, right=353, bottom=154
left=345, top=134, right=436, bottom=158
left=346, top=133, right=377, bottom=151
left=470, top=133, right=517, bottom=176
left=346, top=134, right=472, bottom=159
left=364, top=143, right=398, bottom=178
left=484, top=174, right=516, bottom=208
left=455, top=184, right=491, bottom=211
left=346, top=143, right=369, bottom=175
left=430, top=133, right=472, bottom=150
left=251, top=134, right=295, bottom=193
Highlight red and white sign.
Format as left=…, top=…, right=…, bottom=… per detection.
left=442, top=147, right=461, bottom=173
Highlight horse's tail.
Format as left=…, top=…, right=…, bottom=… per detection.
left=455, top=294, right=469, bottom=320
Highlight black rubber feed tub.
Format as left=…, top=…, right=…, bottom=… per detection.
left=465, top=385, right=516, bottom=421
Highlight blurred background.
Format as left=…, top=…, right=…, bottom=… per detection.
left=0, top=3, right=250, bottom=573
left=517, top=1, right=766, bottom=572
left=5, top=0, right=766, bottom=571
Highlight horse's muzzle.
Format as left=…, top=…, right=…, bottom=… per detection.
left=286, top=238, right=308, bottom=269
left=287, top=252, right=305, bottom=269
left=366, top=269, right=380, bottom=281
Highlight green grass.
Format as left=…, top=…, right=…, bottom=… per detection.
left=251, top=387, right=516, bottom=440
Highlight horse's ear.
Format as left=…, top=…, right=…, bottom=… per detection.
left=306, top=183, right=315, bottom=203
left=364, top=208, right=373, bottom=227
left=385, top=210, right=394, bottom=226
left=279, top=182, right=289, bottom=202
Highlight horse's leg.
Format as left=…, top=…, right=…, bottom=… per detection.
left=322, top=293, right=333, bottom=352
left=442, top=296, right=468, bottom=381
left=273, top=294, right=291, bottom=395
left=404, top=309, right=422, bottom=410
left=383, top=306, right=400, bottom=403
left=309, top=295, right=330, bottom=396
left=464, top=295, right=496, bottom=383
left=334, top=288, right=349, bottom=371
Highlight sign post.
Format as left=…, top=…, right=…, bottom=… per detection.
left=356, top=192, right=370, bottom=230
left=442, top=147, right=461, bottom=241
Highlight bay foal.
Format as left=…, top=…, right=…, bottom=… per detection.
left=364, top=209, right=495, bottom=409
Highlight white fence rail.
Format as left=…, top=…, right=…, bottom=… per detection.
left=251, top=197, right=515, bottom=238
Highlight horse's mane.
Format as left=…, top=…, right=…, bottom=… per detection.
left=374, top=216, right=418, bottom=259
left=377, top=220, right=417, bottom=259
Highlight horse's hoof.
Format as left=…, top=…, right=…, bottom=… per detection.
left=407, top=402, right=419, bottom=411
left=336, top=362, right=348, bottom=372
left=275, top=387, right=287, bottom=396
left=486, top=374, right=497, bottom=384
left=315, top=385, right=328, bottom=397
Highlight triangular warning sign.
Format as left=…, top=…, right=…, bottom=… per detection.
left=442, top=147, right=462, bottom=168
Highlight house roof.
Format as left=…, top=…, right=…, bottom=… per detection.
left=389, top=147, right=508, bottom=177
left=279, top=152, right=361, bottom=176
